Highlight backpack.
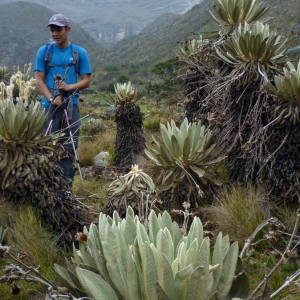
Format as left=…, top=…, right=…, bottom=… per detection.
left=44, top=42, right=80, bottom=75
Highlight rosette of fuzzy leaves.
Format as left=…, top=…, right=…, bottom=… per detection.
left=108, top=164, right=155, bottom=199
left=267, top=61, right=300, bottom=126
left=268, top=61, right=300, bottom=103
left=216, top=22, right=286, bottom=66
left=216, top=22, right=286, bottom=86
left=145, top=118, right=226, bottom=207
left=114, top=81, right=137, bottom=105
left=54, top=207, right=249, bottom=300
left=103, top=165, right=155, bottom=216
left=179, top=38, right=204, bottom=58
left=0, top=66, right=10, bottom=85
left=177, top=37, right=210, bottom=63
left=208, top=0, right=270, bottom=36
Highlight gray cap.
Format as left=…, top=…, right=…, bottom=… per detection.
left=48, top=14, right=70, bottom=27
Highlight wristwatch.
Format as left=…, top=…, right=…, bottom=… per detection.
left=48, top=97, right=53, bottom=102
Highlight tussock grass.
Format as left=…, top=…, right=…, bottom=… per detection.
left=273, top=203, right=298, bottom=232
left=77, top=140, right=102, bottom=167
left=201, top=184, right=271, bottom=243
left=143, top=115, right=168, bottom=130
left=0, top=203, right=61, bottom=300
left=77, top=130, right=116, bottom=167
left=72, top=176, right=108, bottom=205
left=94, top=129, right=116, bottom=153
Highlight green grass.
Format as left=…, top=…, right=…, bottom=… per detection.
left=243, top=250, right=300, bottom=299
left=0, top=204, right=63, bottom=300
left=77, top=129, right=116, bottom=167
left=143, top=115, right=168, bottom=130
left=201, top=184, right=271, bottom=243
left=72, top=176, right=108, bottom=204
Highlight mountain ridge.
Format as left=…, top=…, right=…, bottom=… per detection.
left=0, top=0, right=203, bottom=45
left=106, top=0, right=300, bottom=66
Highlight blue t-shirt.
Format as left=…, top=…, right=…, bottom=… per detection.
left=34, top=42, right=92, bottom=108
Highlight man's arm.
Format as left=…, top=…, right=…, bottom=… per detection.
left=35, top=71, right=53, bottom=100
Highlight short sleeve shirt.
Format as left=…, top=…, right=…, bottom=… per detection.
left=34, top=42, right=92, bottom=108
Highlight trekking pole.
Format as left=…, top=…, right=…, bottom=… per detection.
left=44, top=119, right=53, bottom=136
left=64, top=108, right=83, bottom=182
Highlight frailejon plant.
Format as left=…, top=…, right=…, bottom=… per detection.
left=54, top=207, right=249, bottom=300
left=180, top=1, right=273, bottom=124
left=208, top=0, right=270, bottom=36
left=113, top=81, right=146, bottom=167
left=216, top=22, right=286, bottom=85
left=102, top=164, right=156, bottom=216
left=145, top=118, right=226, bottom=207
left=0, top=66, right=84, bottom=244
left=176, top=37, right=210, bottom=63
left=268, top=61, right=300, bottom=126
left=180, top=11, right=300, bottom=201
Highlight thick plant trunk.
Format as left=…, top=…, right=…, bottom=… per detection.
left=115, top=103, right=146, bottom=168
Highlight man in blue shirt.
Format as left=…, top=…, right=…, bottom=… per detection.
left=34, top=14, right=92, bottom=186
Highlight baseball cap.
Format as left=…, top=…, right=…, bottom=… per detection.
left=48, top=14, right=70, bottom=27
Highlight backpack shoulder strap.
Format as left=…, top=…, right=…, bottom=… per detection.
left=44, top=42, right=55, bottom=74
left=44, top=42, right=80, bottom=75
left=70, top=43, right=80, bottom=75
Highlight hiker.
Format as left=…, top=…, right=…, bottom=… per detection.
left=34, top=14, right=92, bottom=186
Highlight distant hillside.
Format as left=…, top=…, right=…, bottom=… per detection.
left=0, top=0, right=203, bottom=45
left=106, top=0, right=300, bottom=67
left=0, top=1, right=103, bottom=69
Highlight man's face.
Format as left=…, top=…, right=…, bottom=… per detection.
left=49, top=25, right=70, bottom=46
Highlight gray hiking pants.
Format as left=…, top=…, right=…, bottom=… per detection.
left=44, top=103, right=81, bottom=186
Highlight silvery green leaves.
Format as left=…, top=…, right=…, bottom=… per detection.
left=268, top=61, right=300, bottom=104
left=177, top=37, right=209, bottom=62
left=216, top=22, right=286, bottom=66
left=54, top=207, right=249, bottom=300
left=145, top=118, right=226, bottom=204
left=107, top=164, right=156, bottom=201
left=208, top=0, right=270, bottom=36
left=0, top=100, right=52, bottom=188
left=114, top=81, right=138, bottom=105
left=0, top=99, right=48, bottom=145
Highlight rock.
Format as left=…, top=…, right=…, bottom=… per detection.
left=94, top=152, right=111, bottom=167
left=106, top=105, right=116, bottom=113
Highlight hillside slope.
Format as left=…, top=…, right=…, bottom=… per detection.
left=0, top=1, right=103, bottom=69
left=106, top=0, right=300, bottom=67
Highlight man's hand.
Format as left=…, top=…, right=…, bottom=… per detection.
left=57, top=81, right=70, bottom=91
left=53, top=95, right=63, bottom=106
